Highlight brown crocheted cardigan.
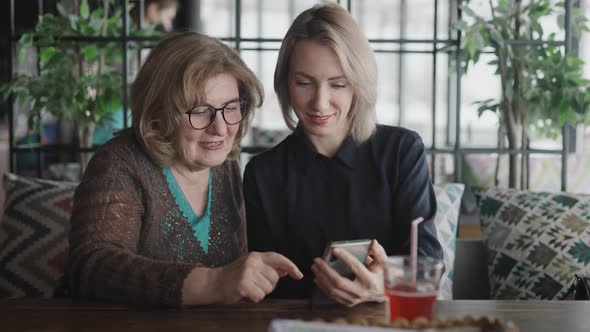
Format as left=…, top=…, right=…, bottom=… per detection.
left=65, top=130, right=246, bottom=307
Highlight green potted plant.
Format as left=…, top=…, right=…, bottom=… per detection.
left=454, top=0, right=590, bottom=188
left=0, top=0, right=159, bottom=174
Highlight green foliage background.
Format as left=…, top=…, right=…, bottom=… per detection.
left=0, top=0, right=159, bottom=131
left=454, top=0, right=590, bottom=139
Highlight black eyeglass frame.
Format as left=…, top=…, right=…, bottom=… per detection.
left=184, top=100, right=249, bottom=130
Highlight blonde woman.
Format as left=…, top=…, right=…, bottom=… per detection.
left=244, top=2, right=443, bottom=306
left=66, top=32, right=302, bottom=307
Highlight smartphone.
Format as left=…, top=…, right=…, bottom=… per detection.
left=323, top=239, right=371, bottom=279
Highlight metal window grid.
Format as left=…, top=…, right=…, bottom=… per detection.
left=2, top=0, right=575, bottom=191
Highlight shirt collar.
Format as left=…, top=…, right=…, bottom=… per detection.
left=336, top=134, right=358, bottom=169
left=292, top=126, right=316, bottom=174
left=291, top=125, right=358, bottom=174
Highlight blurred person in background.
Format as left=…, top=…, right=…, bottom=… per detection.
left=134, top=0, right=178, bottom=32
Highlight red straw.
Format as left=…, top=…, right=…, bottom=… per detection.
left=410, top=217, right=424, bottom=287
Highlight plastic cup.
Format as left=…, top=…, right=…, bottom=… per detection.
left=383, top=256, right=443, bottom=322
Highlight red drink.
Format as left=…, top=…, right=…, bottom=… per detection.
left=386, top=283, right=437, bottom=321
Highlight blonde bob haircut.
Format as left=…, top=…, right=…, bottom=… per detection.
left=274, top=1, right=377, bottom=144
left=130, top=32, right=263, bottom=166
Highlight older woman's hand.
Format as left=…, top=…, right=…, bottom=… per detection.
left=212, top=252, right=303, bottom=304
left=311, top=240, right=387, bottom=307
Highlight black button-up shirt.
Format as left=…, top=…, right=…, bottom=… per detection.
left=243, top=125, right=443, bottom=298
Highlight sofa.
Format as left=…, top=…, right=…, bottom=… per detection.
left=1, top=172, right=589, bottom=301
left=453, top=238, right=490, bottom=299
left=0, top=173, right=467, bottom=300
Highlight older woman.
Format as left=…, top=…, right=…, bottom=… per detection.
left=244, top=3, right=443, bottom=306
left=66, top=32, right=302, bottom=307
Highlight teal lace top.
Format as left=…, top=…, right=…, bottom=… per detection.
left=162, top=168, right=212, bottom=254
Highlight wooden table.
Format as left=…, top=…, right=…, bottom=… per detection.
left=1, top=299, right=589, bottom=331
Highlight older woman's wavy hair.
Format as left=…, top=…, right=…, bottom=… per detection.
left=130, top=32, right=263, bottom=166
left=274, top=1, right=377, bottom=144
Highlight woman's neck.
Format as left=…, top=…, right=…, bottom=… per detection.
left=169, top=161, right=210, bottom=218
left=307, top=130, right=348, bottom=158
left=170, top=162, right=210, bottom=188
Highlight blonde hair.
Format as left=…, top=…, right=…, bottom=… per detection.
left=130, top=32, right=263, bottom=166
left=274, top=1, right=377, bottom=143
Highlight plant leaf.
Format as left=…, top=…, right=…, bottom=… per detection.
left=460, top=4, right=477, bottom=18
left=57, top=3, right=67, bottom=17
left=83, top=45, right=98, bottom=59
left=490, top=29, right=504, bottom=46
left=18, top=33, right=32, bottom=46
left=80, top=0, right=90, bottom=19
left=18, top=47, right=26, bottom=62
left=39, top=47, right=56, bottom=62
left=454, top=20, right=469, bottom=31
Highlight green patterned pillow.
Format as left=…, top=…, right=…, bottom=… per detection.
left=433, top=183, right=464, bottom=300
left=480, top=188, right=590, bottom=300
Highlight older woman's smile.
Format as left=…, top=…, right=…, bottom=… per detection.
left=199, top=140, right=224, bottom=150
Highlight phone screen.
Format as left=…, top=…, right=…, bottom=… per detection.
left=323, top=239, right=371, bottom=279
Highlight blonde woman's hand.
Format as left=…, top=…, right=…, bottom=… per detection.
left=311, top=239, right=387, bottom=307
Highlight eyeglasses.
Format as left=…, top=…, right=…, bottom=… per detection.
left=184, top=100, right=248, bottom=130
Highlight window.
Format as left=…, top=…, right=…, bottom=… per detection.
left=4, top=0, right=590, bottom=193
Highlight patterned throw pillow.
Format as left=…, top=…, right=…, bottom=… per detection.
left=0, top=173, right=76, bottom=298
left=433, top=183, right=464, bottom=300
left=480, top=188, right=590, bottom=300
